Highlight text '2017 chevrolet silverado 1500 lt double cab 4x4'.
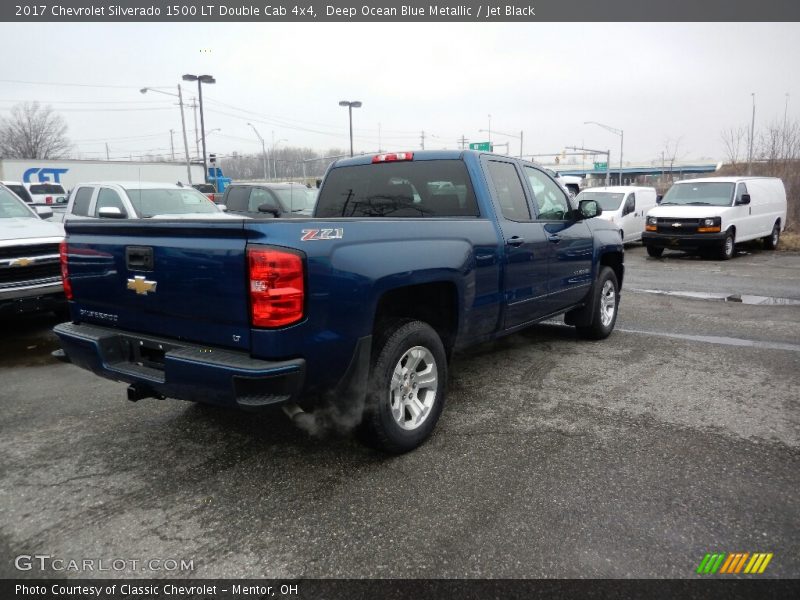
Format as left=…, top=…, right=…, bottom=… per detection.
left=55, top=150, right=623, bottom=453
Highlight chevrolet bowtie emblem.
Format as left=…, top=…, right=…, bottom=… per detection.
left=10, top=257, right=34, bottom=267
left=672, top=222, right=682, bottom=227
left=127, top=275, right=157, bottom=295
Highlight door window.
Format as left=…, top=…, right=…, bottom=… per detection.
left=94, top=188, right=126, bottom=216
left=71, top=187, right=94, bottom=216
left=249, top=188, right=279, bottom=212
left=224, top=186, right=251, bottom=212
left=524, top=167, right=571, bottom=220
left=623, top=194, right=636, bottom=215
left=735, top=183, right=748, bottom=204
left=487, top=161, right=530, bottom=221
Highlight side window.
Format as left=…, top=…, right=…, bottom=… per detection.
left=94, top=188, right=126, bottom=216
left=735, top=183, right=748, bottom=204
left=225, top=186, right=251, bottom=212
left=71, top=187, right=94, bottom=216
left=524, top=167, right=570, bottom=220
left=249, top=188, right=279, bottom=212
left=487, top=161, right=530, bottom=221
left=624, top=193, right=636, bottom=215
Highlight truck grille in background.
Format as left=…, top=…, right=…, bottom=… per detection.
left=0, top=243, right=61, bottom=259
left=656, top=218, right=701, bottom=234
left=0, top=262, right=61, bottom=285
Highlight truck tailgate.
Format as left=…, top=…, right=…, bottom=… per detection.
left=65, top=219, right=252, bottom=351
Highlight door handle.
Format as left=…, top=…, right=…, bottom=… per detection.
left=547, top=234, right=561, bottom=243
left=506, top=236, right=525, bottom=247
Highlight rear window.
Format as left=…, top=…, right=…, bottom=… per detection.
left=315, top=160, right=479, bottom=218
left=29, top=183, right=66, bottom=195
left=575, top=191, right=625, bottom=211
left=6, top=184, right=34, bottom=203
left=125, top=188, right=220, bottom=218
left=193, top=184, right=216, bottom=194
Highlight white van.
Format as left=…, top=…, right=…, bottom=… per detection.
left=574, top=186, right=658, bottom=243
left=642, top=177, right=787, bottom=260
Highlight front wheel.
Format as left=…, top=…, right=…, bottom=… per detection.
left=763, top=222, right=780, bottom=250
left=719, top=230, right=735, bottom=260
left=359, top=320, right=447, bottom=454
left=576, top=267, right=620, bottom=340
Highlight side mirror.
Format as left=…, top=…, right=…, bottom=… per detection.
left=34, top=206, right=53, bottom=219
left=578, top=199, right=602, bottom=219
left=56, top=196, right=68, bottom=204
left=257, top=203, right=280, bottom=217
left=217, top=204, right=228, bottom=212
left=98, top=206, right=127, bottom=219
left=736, top=193, right=751, bottom=205
left=656, top=195, right=663, bottom=204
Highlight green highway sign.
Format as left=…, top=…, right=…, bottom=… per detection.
left=469, top=142, right=492, bottom=151
left=594, top=162, right=608, bottom=170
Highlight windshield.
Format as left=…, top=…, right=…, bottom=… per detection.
left=575, top=191, right=625, bottom=211
left=273, top=187, right=316, bottom=212
left=29, top=183, right=66, bottom=195
left=660, top=182, right=735, bottom=207
left=125, top=188, right=220, bottom=218
left=0, top=187, right=35, bottom=218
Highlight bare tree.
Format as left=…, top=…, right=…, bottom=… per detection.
left=721, top=126, right=747, bottom=165
left=0, top=102, right=72, bottom=159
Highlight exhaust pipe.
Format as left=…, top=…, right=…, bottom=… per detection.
left=282, top=403, right=305, bottom=420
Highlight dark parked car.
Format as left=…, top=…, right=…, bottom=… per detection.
left=221, top=182, right=316, bottom=218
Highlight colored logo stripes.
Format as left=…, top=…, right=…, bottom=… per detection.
left=696, top=552, right=773, bottom=574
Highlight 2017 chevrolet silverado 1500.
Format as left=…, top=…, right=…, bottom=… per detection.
left=54, top=151, right=624, bottom=453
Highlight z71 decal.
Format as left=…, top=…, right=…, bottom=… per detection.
left=301, top=228, right=344, bottom=241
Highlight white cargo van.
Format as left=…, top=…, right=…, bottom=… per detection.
left=575, top=186, right=658, bottom=243
left=642, top=177, right=787, bottom=260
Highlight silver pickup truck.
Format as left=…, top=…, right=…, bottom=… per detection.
left=0, top=183, right=66, bottom=317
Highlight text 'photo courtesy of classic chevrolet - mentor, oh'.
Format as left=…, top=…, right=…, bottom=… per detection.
left=54, top=150, right=624, bottom=453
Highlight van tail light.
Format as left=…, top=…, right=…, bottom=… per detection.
left=46, top=196, right=53, bottom=204
left=247, top=247, right=304, bottom=328
left=59, top=240, right=73, bottom=300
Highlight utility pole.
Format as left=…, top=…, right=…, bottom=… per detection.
left=190, top=98, right=199, bottom=159
left=459, top=135, right=468, bottom=150
left=105, top=143, right=110, bottom=160
left=169, top=129, right=175, bottom=161
left=748, top=92, right=756, bottom=175
left=420, top=130, right=426, bottom=150
left=519, top=130, right=524, bottom=158
left=378, top=122, right=382, bottom=153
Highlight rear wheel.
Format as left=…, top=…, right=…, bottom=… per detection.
left=719, top=230, right=735, bottom=260
left=359, top=320, right=447, bottom=454
left=646, top=245, right=664, bottom=258
left=763, top=222, right=780, bottom=250
left=576, top=266, right=619, bottom=340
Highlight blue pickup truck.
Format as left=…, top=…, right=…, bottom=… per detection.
left=54, top=150, right=623, bottom=453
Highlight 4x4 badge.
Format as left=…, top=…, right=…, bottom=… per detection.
left=127, top=275, right=157, bottom=295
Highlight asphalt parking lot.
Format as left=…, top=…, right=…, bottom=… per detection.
left=1, top=244, right=798, bottom=579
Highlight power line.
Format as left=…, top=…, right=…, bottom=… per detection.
left=0, top=78, right=172, bottom=89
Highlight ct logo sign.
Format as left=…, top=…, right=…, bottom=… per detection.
left=23, top=167, right=69, bottom=183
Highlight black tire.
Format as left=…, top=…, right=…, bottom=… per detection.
left=719, top=229, right=735, bottom=260
left=576, top=266, right=620, bottom=340
left=646, top=245, right=664, bottom=258
left=763, top=222, right=780, bottom=250
left=359, top=320, right=447, bottom=454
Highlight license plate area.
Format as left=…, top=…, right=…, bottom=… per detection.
left=116, top=335, right=179, bottom=372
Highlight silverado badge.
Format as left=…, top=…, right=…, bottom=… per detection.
left=127, top=275, right=158, bottom=295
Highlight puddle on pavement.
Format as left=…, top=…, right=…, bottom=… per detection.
left=629, top=288, right=800, bottom=306
left=617, top=328, right=800, bottom=353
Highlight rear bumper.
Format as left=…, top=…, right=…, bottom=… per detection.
left=53, top=322, right=306, bottom=409
left=642, top=231, right=727, bottom=250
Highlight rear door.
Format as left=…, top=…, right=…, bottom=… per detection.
left=523, top=166, right=593, bottom=312
left=66, top=220, right=252, bottom=351
left=483, top=158, right=551, bottom=329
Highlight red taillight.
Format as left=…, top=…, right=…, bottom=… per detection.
left=248, top=247, right=304, bottom=328
left=46, top=196, right=53, bottom=204
left=372, top=152, right=414, bottom=163
left=59, top=240, right=73, bottom=300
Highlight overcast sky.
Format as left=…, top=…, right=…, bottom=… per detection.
left=0, top=22, right=798, bottom=166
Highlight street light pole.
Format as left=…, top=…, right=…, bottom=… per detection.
left=584, top=121, right=623, bottom=185
left=183, top=74, right=216, bottom=183
left=272, top=137, right=287, bottom=179
left=247, top=123, right=267, bottom=180
left=748, top=92, right=756, bottom=175
left=140, top=85, right=193, bottom=184
left=339, top=100, right=362, bottom=157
